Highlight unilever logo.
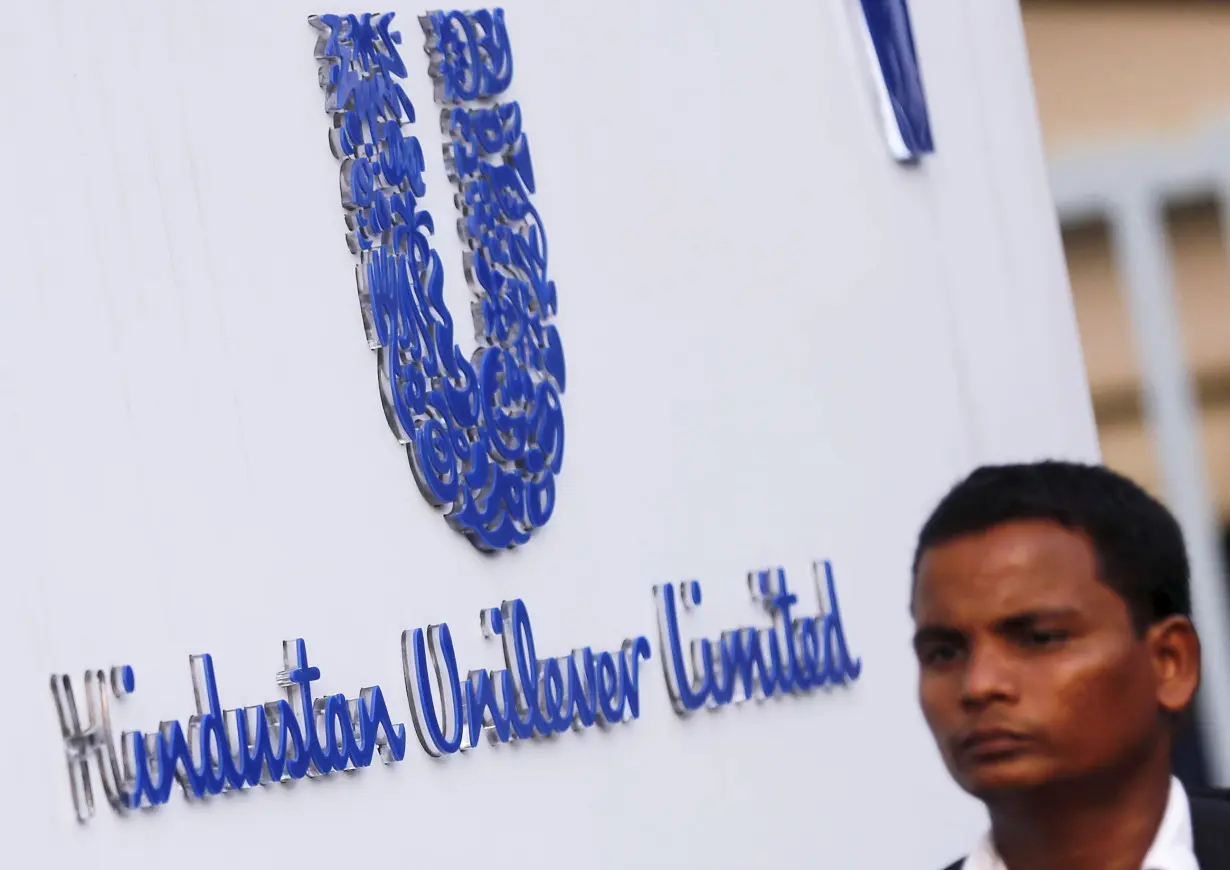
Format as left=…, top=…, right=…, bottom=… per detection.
left=308, top=3, right=933, bottom=550
left=312, top=9, right=565, bottom=551
left=44, top=5, right=919, bottom=824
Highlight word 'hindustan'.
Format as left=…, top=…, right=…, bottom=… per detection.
left=50, top=640, right=405, bottom=817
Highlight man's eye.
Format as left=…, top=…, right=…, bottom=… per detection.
left=922, top=646, right=961, bottom=665
left=1023, top=630, right=1069, bottom=648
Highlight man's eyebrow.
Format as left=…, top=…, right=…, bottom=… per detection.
left=912, top=625, right=964, bottom=649
left=996, top=607, right=1083, bottom=631
left=912, top=607, right=1085, bottom=648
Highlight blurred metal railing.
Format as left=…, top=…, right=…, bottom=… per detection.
left=1051, top=120, right=1230, bottom=784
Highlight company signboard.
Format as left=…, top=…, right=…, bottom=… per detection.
left=0, top=1, right=1096, bottom=867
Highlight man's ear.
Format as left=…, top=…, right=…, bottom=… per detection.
left=1147, top=615, right=1201, bottom=715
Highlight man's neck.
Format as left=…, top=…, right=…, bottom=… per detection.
left=984, top=757, right=1173, bottom=870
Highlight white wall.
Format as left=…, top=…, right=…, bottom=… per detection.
left=0, top=0, right=1097, bottom=866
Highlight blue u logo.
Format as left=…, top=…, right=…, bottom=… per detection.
left=311, top=9, right=565, bottom=551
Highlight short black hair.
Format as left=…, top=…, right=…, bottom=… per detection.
left=912, top=460, right=1191, bottom=630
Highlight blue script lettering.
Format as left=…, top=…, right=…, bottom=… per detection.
left=654, top=562, right=862, bottom=713
left=401, top=599, right=652, bottom=756
left=52, top=639, right=407, bottom=812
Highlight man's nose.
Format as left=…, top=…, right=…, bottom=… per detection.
left=960, top=642, right=1018, bottom=709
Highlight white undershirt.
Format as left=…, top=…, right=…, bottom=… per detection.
left=963, top=776, right=1198, bottom=870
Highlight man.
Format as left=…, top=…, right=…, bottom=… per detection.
left=911, top=461, right=1230, bottom=869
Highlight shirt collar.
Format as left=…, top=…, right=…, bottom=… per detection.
left=963, top=776, right=1197, bottom=870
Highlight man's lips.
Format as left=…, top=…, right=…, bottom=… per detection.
left=955, top=727, right=1032, bottom=759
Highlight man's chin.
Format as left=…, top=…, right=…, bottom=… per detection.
left=954, top=756, right=1056, bottom=798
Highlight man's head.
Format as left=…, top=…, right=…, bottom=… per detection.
left=911, top=461, right=1201, bottom=801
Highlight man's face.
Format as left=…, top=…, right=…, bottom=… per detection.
left=913, top=519, right=1171, bottom=798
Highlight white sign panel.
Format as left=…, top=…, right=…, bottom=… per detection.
left=0, top=0, right=1097, bottom=867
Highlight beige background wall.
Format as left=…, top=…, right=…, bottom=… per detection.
left=1021, top=0, right=1230, bottom=518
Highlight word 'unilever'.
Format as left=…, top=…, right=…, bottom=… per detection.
left=50, top=598, right=653, bottom=822
left=313, top=8, right=565, bottom=552
left=656, top=562, right=862, bottom=712
left=403, top=599, right=651, bottom=756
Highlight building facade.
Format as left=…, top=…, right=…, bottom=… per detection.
left=1023, top=0, right=1230, bottom=525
